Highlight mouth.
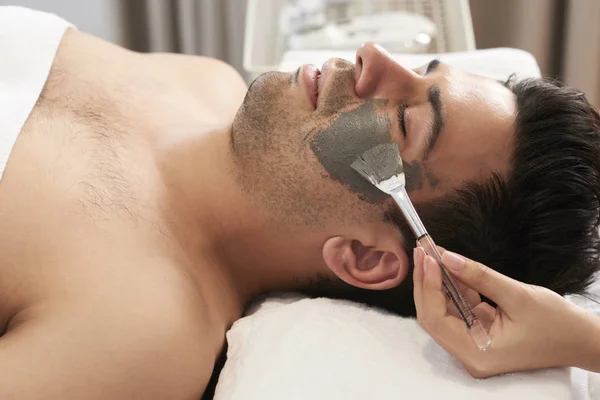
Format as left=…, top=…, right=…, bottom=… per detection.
left=300, top=64, right=321, bottom=110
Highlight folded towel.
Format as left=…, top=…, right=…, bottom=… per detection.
left=215, top=295, right=598, bottom=399
left=0, top=6, right=72, bottom=180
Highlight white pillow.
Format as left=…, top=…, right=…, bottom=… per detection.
left=214, top=295, right=587, bottom=400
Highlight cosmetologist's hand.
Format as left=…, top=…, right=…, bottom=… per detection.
left=413, top=247, right=600, bottom=378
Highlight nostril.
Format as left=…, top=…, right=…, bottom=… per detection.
left=355, top=55, right=363, bottom=88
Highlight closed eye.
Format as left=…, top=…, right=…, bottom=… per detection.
left=397, top=103, right=407, bottom=138
left=397, top=59, right=438, bottom=139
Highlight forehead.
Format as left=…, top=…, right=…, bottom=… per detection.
left=445, top=68, right=516, bottom=120
left=413, top=67, right=516, bottom=201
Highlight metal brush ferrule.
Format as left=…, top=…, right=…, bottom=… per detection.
left=389, top=185, right=427, bottom=239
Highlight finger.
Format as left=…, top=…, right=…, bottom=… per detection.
left=413, top=247, right=426, bottom=316
left=424, top=255, right=443, bottom=291
left=418, top=257, right=489, bottom=357
left=446, top=297, right=460, bottom=319
left=473, top=302, right=497, bottom=332
left=413, top=247, right=425, bottom=289
left=447, top=286, right=483, bottom=318
left=436, top=247, right=481, bottom=307
left=421, top=255, right=448, bottom=319
left=422, top=314, right=483, bottom=363
left=441, top=251, right=524, bottom=309
left=456, top=280, right=482, bottom=307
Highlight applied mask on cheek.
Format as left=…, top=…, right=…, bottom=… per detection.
left=310, top=99, right=391, bottom=204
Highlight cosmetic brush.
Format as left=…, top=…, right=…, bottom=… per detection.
left=351, top=142, right=491, bottom=350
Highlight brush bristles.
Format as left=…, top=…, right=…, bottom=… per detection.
left=351, top=143, right=404, bottom=193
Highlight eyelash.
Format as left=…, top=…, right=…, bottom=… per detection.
left=397, top=103, right=408, bottom=138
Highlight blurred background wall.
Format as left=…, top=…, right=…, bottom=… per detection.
left=470, top=0, right=600, bottom=105
left=1, top=0, right=598, bottom=103
left=0, top=0, right=247, bottom=74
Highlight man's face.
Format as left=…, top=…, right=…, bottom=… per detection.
left=231, top=43, right=516, bottom=229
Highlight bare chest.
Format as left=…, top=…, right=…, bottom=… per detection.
left=0, top=30, right=245, bottom=331
left=0, top=28, right=246, bottom=247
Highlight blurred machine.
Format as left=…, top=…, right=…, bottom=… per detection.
left=243, top=0, right=475, bottom=80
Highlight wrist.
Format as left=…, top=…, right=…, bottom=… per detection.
left=569, top=308, right=600, bottom=372
left=586, top=314, right=600, bottom=372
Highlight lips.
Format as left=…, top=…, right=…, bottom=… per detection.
left=301, top=64, right=321, bottom=109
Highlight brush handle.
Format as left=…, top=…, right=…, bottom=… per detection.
left=389, top=187, right=490, bottom=349
left=417, top=234, right=491, bottom=350
left=390, top=188, right=427, bottom=238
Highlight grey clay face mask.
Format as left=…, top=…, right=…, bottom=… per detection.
left=310, top=100, right=391, bottom=203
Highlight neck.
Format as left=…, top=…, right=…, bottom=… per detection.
left=159, top=125, right=327, bottom=327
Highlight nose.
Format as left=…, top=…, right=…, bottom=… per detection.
left=355, top=42, right=420, bottom=99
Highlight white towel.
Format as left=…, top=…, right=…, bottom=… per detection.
left=215, top=295, right=598, bottom=400
left=0, top=6, right=71, bottom=180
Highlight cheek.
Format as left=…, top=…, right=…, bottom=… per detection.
left=309, top=100, right=392, bottom=204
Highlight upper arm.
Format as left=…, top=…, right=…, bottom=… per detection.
left=0, top=303, right=212, bottom=400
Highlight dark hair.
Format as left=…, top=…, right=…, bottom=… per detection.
left=304, top=77, right=600, bottom=317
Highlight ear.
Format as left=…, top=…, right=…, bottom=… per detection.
left=322, top=232, right=409, bottom=290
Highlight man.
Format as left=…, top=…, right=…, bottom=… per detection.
left=1, top=7, right=599, bottom=399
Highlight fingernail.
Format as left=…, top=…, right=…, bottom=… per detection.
left=441, top=251, right=465, bottom=272
left=424, top=255, right=434, bottom=277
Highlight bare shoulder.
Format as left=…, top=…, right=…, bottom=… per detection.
left=0, top=276, right=217, bottom=399
left=144, top=53, right=248, bottom=119
left=167, top=54, right=248, bottom=93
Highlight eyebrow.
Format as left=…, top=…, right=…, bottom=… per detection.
left=421, top=87, right=443, bottom=161
left=421, top=59, right=444, bottom=161
left=426, top=58, right=440, bottom=74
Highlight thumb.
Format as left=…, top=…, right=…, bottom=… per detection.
left=440, top=250, right=523, bottom=309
